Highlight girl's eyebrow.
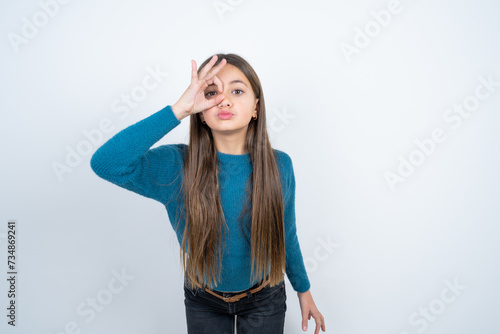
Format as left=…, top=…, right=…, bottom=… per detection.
left=229, top=79, right=247, bottom=86
left=207, top=80, right=247, bottom=88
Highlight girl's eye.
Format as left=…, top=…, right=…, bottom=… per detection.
left=233, top=89, right=243, bottom=95
left=205, top=91, right=217, bottom=98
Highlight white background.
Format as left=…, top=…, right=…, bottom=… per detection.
left=1, top=0, right=499, bottom=333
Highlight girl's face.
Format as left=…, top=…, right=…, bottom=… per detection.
left=200, top=64, right=259, bottom=134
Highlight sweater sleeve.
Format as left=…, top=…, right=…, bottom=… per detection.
left=90, top=105, right=185, bottom=205
left=283, top=154, right=311, bottom=293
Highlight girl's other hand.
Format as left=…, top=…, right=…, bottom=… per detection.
left=172, top=55, right=227, bottom=120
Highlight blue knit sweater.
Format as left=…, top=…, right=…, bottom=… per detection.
left=90, top=105, right=310, bottom=293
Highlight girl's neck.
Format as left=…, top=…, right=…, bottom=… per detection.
left=213, top=134, right=247, bottom=155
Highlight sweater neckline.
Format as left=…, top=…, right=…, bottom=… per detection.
left=216, top=150, right=252, bottom=165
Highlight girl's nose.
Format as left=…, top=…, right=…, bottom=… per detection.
left=218, top=95, right=232, bottom=108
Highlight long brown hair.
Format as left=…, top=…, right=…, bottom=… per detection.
left=177, top=53, right=286, bottom=290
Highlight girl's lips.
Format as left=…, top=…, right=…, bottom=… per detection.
left=218, top=112, right=233, bottom=119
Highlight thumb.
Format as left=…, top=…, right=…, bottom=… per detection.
left=208, top=94, right=225, bottom=108
left=302, top=311, right=308, bottom=331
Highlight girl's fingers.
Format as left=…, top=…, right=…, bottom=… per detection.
left=198, top=55, right=218, bottom=80
left=208, top=93, right=225, bottom=108
left=204, top=58, right=227, bottom=81
left=213, top=75, right=223, bottom=94
left=191, top=60, right=198, bottom=81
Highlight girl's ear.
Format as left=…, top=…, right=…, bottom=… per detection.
left=255, top=98, right=260, bottom=113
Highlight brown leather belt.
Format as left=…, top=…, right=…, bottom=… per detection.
left=190, top=277, right=276, bottom=303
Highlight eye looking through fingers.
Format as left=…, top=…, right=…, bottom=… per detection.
left=205, top=90, right=217, bottom=99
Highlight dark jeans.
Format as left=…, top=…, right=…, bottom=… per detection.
left=184, top=278, right=287, bottom=334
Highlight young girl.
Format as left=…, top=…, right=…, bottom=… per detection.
left=90, top=54, right=325, bottom=334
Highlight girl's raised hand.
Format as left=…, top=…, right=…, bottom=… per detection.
left=172, top=55, right=227, bottom=119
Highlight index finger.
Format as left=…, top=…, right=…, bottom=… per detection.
left=198, top=55, right=218, bottom=79
left=213, top=75, right=223, bottom=94
left=203, top=58, right=227, bottom=81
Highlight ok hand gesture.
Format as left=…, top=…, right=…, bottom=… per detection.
left=172, top=55, right=227, bottom=120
